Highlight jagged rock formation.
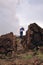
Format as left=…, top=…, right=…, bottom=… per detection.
left=0, top=23, right=43, bottom=55
left=0, top=32, right=16, bottom=55
left=21, top=23, right=43, bottom=50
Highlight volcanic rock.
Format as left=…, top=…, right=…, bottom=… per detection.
left=21, top=23, right=43, bottom=50
left=0, top=32, right=16, bottom=55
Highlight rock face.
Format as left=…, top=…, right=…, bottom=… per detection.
left=21, top=23, right=43, bottom=50
left=0, top=32, right=16, bottom=55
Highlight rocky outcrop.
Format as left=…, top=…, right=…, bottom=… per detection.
left=0, top=23, right=43, bottom=54
left=0, top=32, right=16, bottom=55
left=21, top=23, right=43, bottom=50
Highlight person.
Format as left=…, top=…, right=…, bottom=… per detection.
left=20, top=27, right=24, bottom=38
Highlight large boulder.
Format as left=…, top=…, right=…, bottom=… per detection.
left=22, top=23, right=43, bottom=50
left=0, top=32, right=16, bottom=55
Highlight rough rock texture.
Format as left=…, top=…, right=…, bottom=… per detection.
left=21, top=23, right=43, bottom=50
left=0, top=23, right=43, bottom=54
left=0, top=32, right=16, bottom=55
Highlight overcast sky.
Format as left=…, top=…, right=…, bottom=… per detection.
left=0, top=0, right=43, bottom=35
left=16, top=0, right=43, bottom=30
left=0, top=0, right=20, bottom=35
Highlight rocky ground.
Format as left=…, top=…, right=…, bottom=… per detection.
left=0, top=50, right=43, bottom=65
left=0, top=37, right=43, bottom=65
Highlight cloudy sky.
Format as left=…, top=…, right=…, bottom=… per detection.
left=0, top=0, right=20, bottom=35
left=0, top=0, right=43, bottom=35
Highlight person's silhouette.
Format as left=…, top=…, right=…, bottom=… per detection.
left=20, top=27, right=24, bottom=38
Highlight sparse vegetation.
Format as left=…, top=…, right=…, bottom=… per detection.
left=37, top=52, right=43, bottom=60
left=22, top=54, right=33, bottom=59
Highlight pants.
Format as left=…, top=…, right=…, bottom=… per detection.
left=20, top=31, right=23, bottom=38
